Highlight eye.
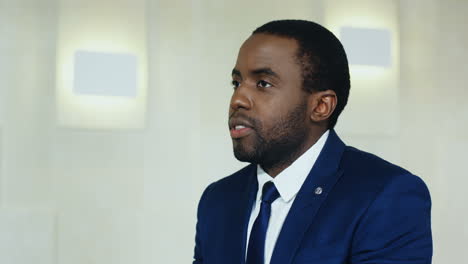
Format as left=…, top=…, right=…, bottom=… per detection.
left=257, top=80, right=272, bottom=88
left=231, top=80, right=240, bottom=89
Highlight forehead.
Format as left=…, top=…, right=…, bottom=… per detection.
left=235, top=33, right=300, bottom=73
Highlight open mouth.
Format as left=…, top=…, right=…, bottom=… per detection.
left=229, top=118, right=255, bottom=139
left=230, top=125, right=253, bottom=139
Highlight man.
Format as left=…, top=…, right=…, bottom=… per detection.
left=193, top=20, right=432, bottom=264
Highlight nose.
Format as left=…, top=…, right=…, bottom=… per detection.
left=230, top=86, right=252, bottom=112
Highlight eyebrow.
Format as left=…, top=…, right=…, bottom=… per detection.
left=251, top=68, right=279, bottom=78
left=231, top=67, right=280, bottom=79
left=232, top=69, right=241, bottom=77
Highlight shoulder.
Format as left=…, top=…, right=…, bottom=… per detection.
left=341, top=146, right=410, bottom=176
left=340, top=147, right=432, bottom=262
left=341, top=145, right=424, bottom=181
left=200, top=163, right=255, bottom=201
left=339, top=146, right=430, bottom=199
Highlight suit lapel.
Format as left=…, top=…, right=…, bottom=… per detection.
left=229, top=164, right=258, bottom=264
left=270, top=130, right=346, bottom=264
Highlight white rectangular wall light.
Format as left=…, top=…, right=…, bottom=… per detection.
left=56, top=0, right=147, bottom=130
left=73, top=50, right=138, bottom=97
left=340, top=27, right=392, bottom=67
left=324, top=0, right=400, bottom=137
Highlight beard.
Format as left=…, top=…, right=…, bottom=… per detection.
left=232, top=100, right=309, bottom=170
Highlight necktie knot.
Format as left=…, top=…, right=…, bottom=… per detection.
left=261, top=181, right=280, bottom=204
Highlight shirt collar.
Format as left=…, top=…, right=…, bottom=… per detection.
left=256, top=130, right=329, bottom=203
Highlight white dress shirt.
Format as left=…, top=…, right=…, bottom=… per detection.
left=245, top=130, right=329, bottom=264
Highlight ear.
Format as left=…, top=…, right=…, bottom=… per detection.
left=307, top=90, right=337, bottom=123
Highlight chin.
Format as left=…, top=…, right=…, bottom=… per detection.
left=233, top=144, right=259, bottom=163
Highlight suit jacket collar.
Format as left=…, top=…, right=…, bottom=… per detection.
left=238, top=164, right=258, bottom=263
left=269, top=129, right=346, bottom=264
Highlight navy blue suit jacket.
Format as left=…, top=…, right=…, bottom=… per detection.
left=193, top=130, right=432, bottom=264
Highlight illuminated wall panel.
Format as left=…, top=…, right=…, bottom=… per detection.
left=56, top=0, right=148, bottom=129
left=73, top=51, right=138, bottom=97
left=340, top=27, right=392, bottom=67
left=325, top=0, right=400, bottom=136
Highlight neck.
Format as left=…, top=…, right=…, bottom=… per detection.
left=261, top=128, right=327, bottom=178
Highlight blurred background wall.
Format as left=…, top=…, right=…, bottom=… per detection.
left=0, top=0, right=466, bottom=263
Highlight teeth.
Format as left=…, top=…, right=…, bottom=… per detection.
left=235, top=125, right=246, bottom=130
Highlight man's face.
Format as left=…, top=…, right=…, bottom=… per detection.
left=229, top=33, right=311, bottom=167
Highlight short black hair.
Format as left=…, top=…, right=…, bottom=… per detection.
left=253, top=20, right=350, bottom=129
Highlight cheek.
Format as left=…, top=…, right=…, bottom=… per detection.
left=258, top=102, right=289, bottom=126
left=261, top=100, right=308, bottom=134
left=256, top=111, right=282, bottom=136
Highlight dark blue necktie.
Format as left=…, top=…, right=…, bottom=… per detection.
left=246, top=181, right=280, bottom=264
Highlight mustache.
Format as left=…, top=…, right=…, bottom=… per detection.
left=229, top=112, right=260, bottom=129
